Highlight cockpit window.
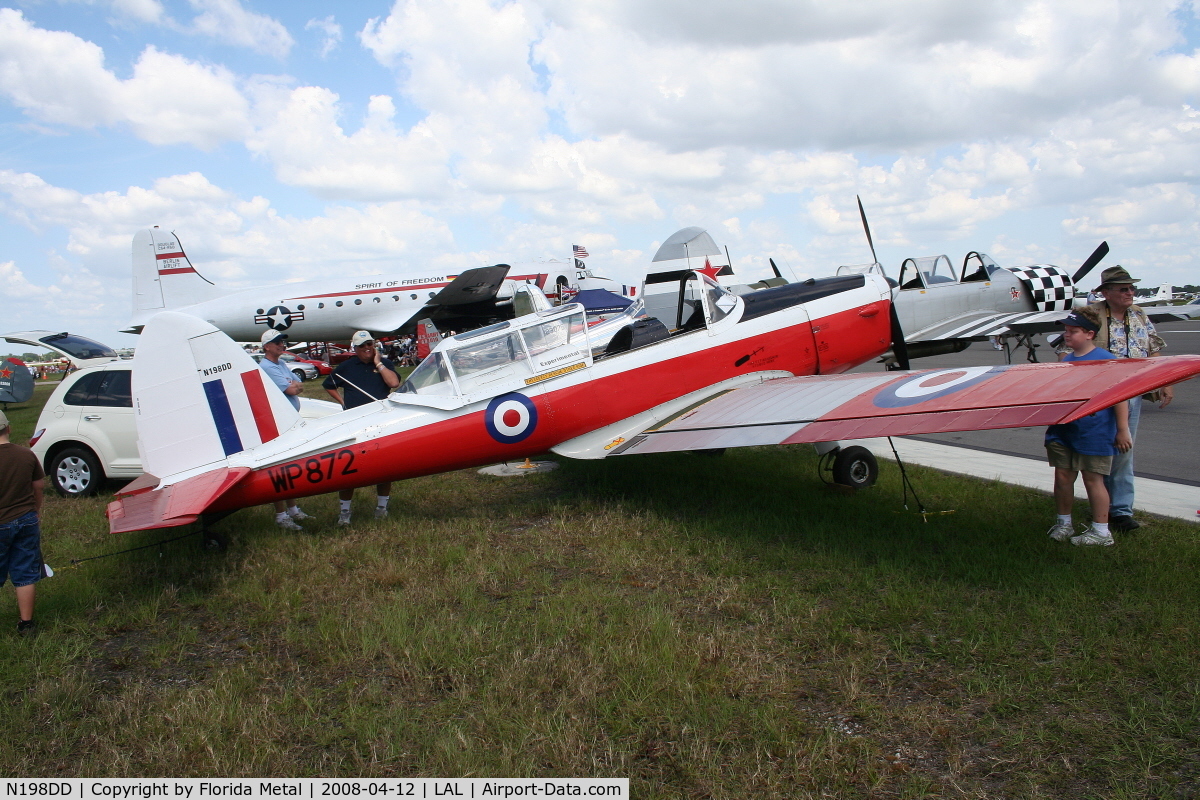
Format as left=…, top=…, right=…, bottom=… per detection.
left=399, top=351, right=454, bottom=395
left=702, top=275, right=736, bottom=323
left=522, top=315, right=575, bottom=356
left=449, top=333, right=533, bottom=395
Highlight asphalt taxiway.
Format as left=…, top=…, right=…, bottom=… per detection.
left=849, top=319, right=1200, bottom=523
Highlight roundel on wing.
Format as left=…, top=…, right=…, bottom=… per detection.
left=873, top=365, right=1009, bottom=408
left=485, top=393, right=539, bottom=443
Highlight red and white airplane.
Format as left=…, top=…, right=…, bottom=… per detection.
left=107, top=269, right=1200, bottom=541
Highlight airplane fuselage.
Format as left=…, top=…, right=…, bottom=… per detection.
left=199, top=274, right=893, bottom=513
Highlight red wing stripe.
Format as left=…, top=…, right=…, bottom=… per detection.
left=240, top=369, right=280, bottom=443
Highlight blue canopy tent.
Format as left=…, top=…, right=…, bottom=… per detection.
left=572, top=289, right=633, bottom=315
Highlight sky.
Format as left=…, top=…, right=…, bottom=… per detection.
left=2, top=0, right=1200, bottom=347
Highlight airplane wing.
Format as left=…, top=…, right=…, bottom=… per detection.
left=607, top=356, right=1200, bottom=456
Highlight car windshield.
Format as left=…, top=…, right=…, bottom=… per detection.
left=38, top=333, right=117, bottom=360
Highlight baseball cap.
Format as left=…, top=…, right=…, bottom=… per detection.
left=260, top=329, right=288, bottom=346
left=1059, top=311, right=1100, bottom=332
left=351, top=331, right=374, bottom=347
left=0, top=409, right=8, bottom=428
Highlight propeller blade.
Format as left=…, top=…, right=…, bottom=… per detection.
left=1071, top=241, right=1109, bottom=284
left=888, top=303, right=911, bottom=371
left=768, top=258, right=783, bottom=280
left=857, top=195, right=878, bottom=265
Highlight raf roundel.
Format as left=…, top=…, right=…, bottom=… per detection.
left=485, top=393, right=539, bottom=444
left=873, top=365, right=1009, bottom=408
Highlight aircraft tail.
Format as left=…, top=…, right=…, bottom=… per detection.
left=132, top=311, right=301, bottom=482
left=1152, top=284, right=1173, bottom=302
left=129, top=228, right=222, bottom=331
left=415, top=318, right=442, bottom=360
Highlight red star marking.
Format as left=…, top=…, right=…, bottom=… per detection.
left=1010, top=287, right=1021, bottom=301
left=0, top=367, right=12, bottom=379
left=696, top=257, right=723, bottom=281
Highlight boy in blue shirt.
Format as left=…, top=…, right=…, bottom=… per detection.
left=1046, top=307, right=1132, bottom=546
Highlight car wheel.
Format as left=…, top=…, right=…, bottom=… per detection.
left=292, top=369, right=307, bottom=382
left=50, top=447, right=104, bottom=498
left=831, top=445, right=878, bottom=490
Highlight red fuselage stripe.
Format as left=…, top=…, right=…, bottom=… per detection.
left=281, top=273, right=548, bottom=302
left=240, top=369, right=280, bottom=443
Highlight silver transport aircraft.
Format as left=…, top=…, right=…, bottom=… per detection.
left=124, top=228, right=625, bottom=343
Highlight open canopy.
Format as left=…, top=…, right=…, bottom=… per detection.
left=652, top=227, right=723, bottom=262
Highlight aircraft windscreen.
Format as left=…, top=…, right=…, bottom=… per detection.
left=39, top=333, right=117, bottom=360
left=521, top=312, right=585, bottom=355
left=399, top=351, right=454, bottom=395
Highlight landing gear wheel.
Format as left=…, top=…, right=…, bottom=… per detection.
left=200, top=530, right=228, bottom=552
left=832, top=445, right=878, bottom=490
left=50, top=447, right=103, bottom=498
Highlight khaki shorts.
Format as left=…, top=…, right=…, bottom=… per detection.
left=1046, top=440, right=1112, bottom=475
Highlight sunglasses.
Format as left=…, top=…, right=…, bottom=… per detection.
left=1104, top=285, right=1136, bottom=293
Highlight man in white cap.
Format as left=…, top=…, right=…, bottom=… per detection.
left=0, top=409, right=45, bottom=637
left=258, top=329, right=314, bottom=531
left=1087, top=265, right=1170, bottom=533
left=323, top=331, right=400, bottom=525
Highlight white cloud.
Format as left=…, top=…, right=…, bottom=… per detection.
left=0, top=9, right=249, bottom=148
left=305, top=15, right=342, bottom=58
left=188, top=0, right=294, bottom=58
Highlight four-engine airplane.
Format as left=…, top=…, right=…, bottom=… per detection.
left=107, top=267, right=1200, bottom=542
left=124, top=228, right=616, bottom=342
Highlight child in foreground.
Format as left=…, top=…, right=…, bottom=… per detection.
left=1046, top=307, right=1132, bottom=546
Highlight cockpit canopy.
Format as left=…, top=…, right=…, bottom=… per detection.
left=400, top=303, right=590, bottom=398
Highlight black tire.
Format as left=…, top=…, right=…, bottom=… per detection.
left=292, top=369, right=307, bottom=382
left=49, top=447, right=103, bottom=498
left=831, top=445, right=878, bottom=490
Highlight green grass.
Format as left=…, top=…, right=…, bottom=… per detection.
left=2, top=386, right=1199, bottom=797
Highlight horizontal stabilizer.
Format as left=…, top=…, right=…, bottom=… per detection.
left=611, top=355, right=1200, bottom=456
left=107, top=468, right=251, bottom=533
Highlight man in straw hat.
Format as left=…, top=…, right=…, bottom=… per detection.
left=1087, top=265, right=1171, bottom=533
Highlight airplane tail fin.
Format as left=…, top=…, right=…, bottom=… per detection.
left=132, top=311, right=300, bottom=481
left=129, top=228, right=222, bottom=330
left=416, top=318, right=442, bottom=360
left=1152, top=284, right=1173, bottom=302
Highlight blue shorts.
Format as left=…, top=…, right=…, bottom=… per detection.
left=0, top=510, right=43, bottom=588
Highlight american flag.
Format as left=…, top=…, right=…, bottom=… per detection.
left=572, top=244, right=589, bottom=259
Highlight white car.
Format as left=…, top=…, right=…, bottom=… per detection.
left=29, top=361, right=340, bottom=497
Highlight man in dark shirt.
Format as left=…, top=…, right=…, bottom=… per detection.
left=0, top=409, right=45, bottom=637
left=323, top=331, right=401, bottom=525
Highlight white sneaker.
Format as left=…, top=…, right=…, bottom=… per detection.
left=1071, top=527, right=1114, bottom=547
left=337, top=510, right=352, bottom=526
left=374, top=506, right=388, bottom=519
left=277, top=516, right=303, bottom=531
left=1047, top=523, right=1074, bottom=542
left=288, top=507, right=313, bottom=520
